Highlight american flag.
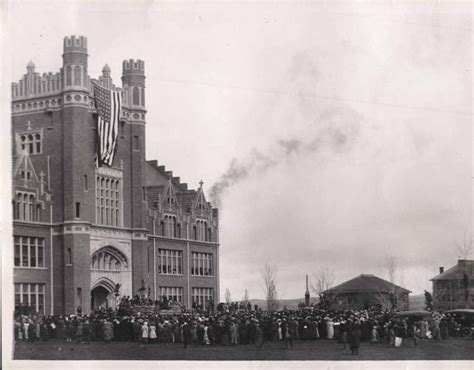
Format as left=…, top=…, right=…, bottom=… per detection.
left=93, top=81, right=122, bottom=167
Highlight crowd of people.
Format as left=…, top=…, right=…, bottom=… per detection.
left=14, top=299, right=470, bottom=355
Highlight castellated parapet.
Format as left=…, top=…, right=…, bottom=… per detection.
left=11, top=36, right=146, bottom=117
left=121, top=59, right=146, bottom=111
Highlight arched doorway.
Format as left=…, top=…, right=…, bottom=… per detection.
left=91, top=285, right=109, bottom=310
left=90, top=246, right=131, bottom=311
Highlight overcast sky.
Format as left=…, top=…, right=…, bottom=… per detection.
left=4, top=1, right=473, bottom=300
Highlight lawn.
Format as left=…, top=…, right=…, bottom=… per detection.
left=12, top=337, right=474, bottom=361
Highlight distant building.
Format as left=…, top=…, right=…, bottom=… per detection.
left=321, top=274, right=410, bottom=310
left=431, top=259, right=474, bottom=310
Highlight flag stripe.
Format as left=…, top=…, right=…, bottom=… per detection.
left=93, top=82, right=122, bottom=166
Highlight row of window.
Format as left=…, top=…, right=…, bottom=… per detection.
left=158, top=249, right=183, bottom=275
left=191, top=252, right=213, bottom=276
left=14, top=283, right=45, bottom=314
left=158, top=216, right=212, bottom=242
left=157, top=250, right=213, bottom=276
left=14, top=236, right=44, bottom=268
left=159, top=287, right=214, bottom=308
left=161, top=214, right=181, bottom=238
left=14, top=192, right=41, bottom=221
left=65, top=65, right=86, bottom=87
left=194, top=220, right=212, bottom=242
left=18, top=132, right=42, bottom=155
left=13, top=284, right=212, bottom=315
left=13, top=242, right=213, bottom=277
left=96, top=175, right=121, bottom=226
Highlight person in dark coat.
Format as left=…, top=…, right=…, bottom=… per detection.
left=83, top=320, right=91, bottom=344
left=255, top=323, right=263, bottom=349
left=284, top=323, right=293, bottom=349
left=349, top=324, right=361, bottom=355
left=183, top=322, right=192, bottom=349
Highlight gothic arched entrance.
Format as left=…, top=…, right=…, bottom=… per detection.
left=91, top=285, right=110, bottom=310
left=90, top=246, right=131, bottom=310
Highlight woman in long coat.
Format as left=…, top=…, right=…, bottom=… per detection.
left=326, top=318, right=335, bottom=339
left=149, top=322, right=157, bottom=344
left=141, top=322, right=149, bottom=343
left=103, top=320, right=114, bottom=343
left=230, top=322, right=239, bottom=345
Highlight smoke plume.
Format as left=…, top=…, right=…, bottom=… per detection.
left=209, top=108, right=362, bottom=207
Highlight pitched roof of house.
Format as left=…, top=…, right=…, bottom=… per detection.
left=430, top=260, right=474, bottom=281
left=322, top=274, right=411, bottom=294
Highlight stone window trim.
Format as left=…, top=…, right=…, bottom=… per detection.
left=14, top=235, right=45, bottom=269
left=157, top=248, right=183, bottom=275
left=95, top=171, right=123, bottom=227
left=190, top=251, right=213, bottom=277
left=14, top=283, right=46, bottom=315
left=13, top=191, right=43, bottom=222
left=159, top=286, right=183, bottom=304
left=16, top=129, right=43, bottom=156
left=192, top=287, right=214, bottom=309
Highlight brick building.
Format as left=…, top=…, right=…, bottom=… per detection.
left=11, top=35, right=220, bottom=316
left=321, top=274, right=410, bottom=311
left=431, top=260, right=474, bottom=310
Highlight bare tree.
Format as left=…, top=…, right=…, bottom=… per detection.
left=310, top=267, right=338, bottom=309
left=261, top=263, right=279, bottom=311
left=456, top=232, right=473, bottom=260
left=377, top=255, right=408, bottom=310
left=310, top=267, right=336, bottom=295
left=383, top=255, right=396, bottom=284
left=224, top=288, right=232, bottom=303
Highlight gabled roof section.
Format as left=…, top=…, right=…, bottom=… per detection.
left=431, top=260, right=474, bottom=281
left=162, top=176, right=180, bottom=209
left=145, top=185, right=165, bottom=208
left=13, top=150, right=40, bottom=185
left=176, top=190, right=197, bottom=213
left=323, top=274, right=411, bottom=294
left=145, top=160, right=188, bottom=191
left=193, top=181, right=209, bottom=211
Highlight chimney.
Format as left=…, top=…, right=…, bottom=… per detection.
left=439, top=267, right=444, bottom=274
left=458, top=259, right=467, bottom=267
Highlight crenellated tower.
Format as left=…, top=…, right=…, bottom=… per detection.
left=60, top=35, right=94, bottom=315
left=61, top=35, right=89, bottom=92
left=121, top=59, right=149, bottom=292
left=11, top=36, right=220, bottom=317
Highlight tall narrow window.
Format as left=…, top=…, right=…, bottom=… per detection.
left=15, top=192, right=37, bottom=221
left=74, top=66, right=81, bottom=86
left=66, top=66, right=72, bottom=86
left=96, top=175, right=121, bottom=226
left=75, top=202, right=81, bottom=218
left=77, top=287, right=82, bottom=308
left=133, top=87, right=140, bottom=105
left=67, top=247, right=72, bottom=265
left=84, top=175, right=88, bottom=191
left=133, top=135, right=139, bottom=151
